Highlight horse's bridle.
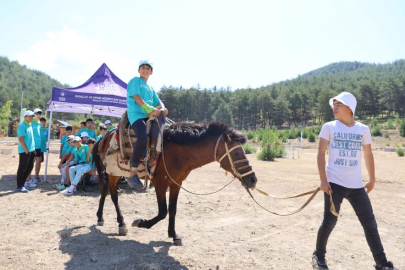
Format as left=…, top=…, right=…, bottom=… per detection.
left=214, top=134, right=255, bottom=181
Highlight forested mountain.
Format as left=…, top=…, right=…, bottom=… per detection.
left=159, top=60, right=405, bottom=129
left=0, top=56, right=69, bottom=118
left=1, top=56, right=405, bottom=130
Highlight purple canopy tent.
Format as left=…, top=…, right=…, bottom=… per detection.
left=44, top=63, right=128, bottom=181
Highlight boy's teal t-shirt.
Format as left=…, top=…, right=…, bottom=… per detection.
left=31, top=119, right=42, bottom=149
left=77, top=128, right=96, bottom=139
left=17, top=121, right=35, bottom=154
left=73, top=144, right=89, bottom=163
left=60, top=135, right=71, bottom=157
left=66, top=145, right=76, bottom=158
left=40, top=127, right=48, bottom=152
left=127, top=77, right=161, bottom=125
left=97, top=134, right=102, bottom=142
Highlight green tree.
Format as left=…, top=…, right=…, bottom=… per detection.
left=0, top=100, right=13, bottom=130
left=212, top=101, right=235, bottom=126
left=273, top=95, right=291, bottom=127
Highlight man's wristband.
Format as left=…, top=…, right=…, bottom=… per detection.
left=141, top=104, right=154, bottom=114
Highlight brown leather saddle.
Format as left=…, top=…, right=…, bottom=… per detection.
left=118, top=111, right=166, bottom=173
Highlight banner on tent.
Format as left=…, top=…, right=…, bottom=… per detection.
left=52, top=89, right=127, bottom=107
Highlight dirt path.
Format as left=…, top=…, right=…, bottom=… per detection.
left=0, top=143, right=404, bottom=270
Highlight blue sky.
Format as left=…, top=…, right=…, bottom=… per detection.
left=1, top=0, right=404, bottom=91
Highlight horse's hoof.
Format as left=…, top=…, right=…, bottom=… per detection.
left=118, top=226, right=128, bottom=235
left=97, top=220, right=104, bottom=226
left=132, top=219, right=143, bottom=227
left=173, top=238, right=183, bottom=246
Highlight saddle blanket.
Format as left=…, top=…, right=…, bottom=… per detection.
left=104, top=133, right=159, bottom=179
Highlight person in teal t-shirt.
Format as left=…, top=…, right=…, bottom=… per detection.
left=126, top=60, right=168, bottom=189
left=97, top=124, right=108, bottom=142
left=104, top=120, right=115, bottom=131
left=40, top=118, right=48, bottom=153
left=31, top=108, right=43, bottom=182
left=77, top=118, right=96, bottom=139
left=16, top=110, right=36, bottom=192
left=60, top=126, right=73, bottom=160
left=63, top=138, right=96, bottom=196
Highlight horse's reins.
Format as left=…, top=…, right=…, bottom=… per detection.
left=214, top=135, right=338, bottom=216
left=158, top=123, right=339, bottom=216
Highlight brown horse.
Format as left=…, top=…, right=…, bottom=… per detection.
left=92, top=121, right=258, bottom=245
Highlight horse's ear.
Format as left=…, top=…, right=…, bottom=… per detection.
left=222, top=132, right=231, bottom=142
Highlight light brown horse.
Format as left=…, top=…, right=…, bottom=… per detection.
left=92, top=121, right=257, bottom=245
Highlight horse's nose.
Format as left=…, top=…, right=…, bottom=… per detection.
left=250, top=175, right=257, bottom=186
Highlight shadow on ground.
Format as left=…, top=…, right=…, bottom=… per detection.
left=0, top=173, right=148, bottom=197
left=58, top=225, right=188, bottom=270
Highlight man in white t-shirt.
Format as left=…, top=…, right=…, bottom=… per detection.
left=312, top=92, right=397, bottom=270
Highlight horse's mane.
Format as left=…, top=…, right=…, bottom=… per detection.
left=163, top=122, right=247, bottom=145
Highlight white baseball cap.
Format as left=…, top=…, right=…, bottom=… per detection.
left=80, top=131, right=89, bottom=138
left=33, top=108, right=43, bottom=114
left=67, top=135, right=75, bottom=141
left=24, top=110, right=35, bottom=117
left=73, top=136, right=82, bottom=142
left=139, top=59, right=153, bottom=69
left=329, top=92, right=357, bottom=117
left=104, top=120, right=112, bottom=125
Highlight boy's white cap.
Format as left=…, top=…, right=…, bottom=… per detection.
left=329, top=92, right=357, bottom=117
left=80, top=131, right=89, bottom=137
left=139, top=59, right=153, bottom=69
left=24, top=110, right=35, bottom=116
left=33, top=108, right=42, bottom=113
left=104, top=120, right=112, bottom=125
left=73, top=136, right=81, bottom=142
left=67, top=135, right=75, bottom=141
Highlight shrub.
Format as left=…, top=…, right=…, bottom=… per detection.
left=396, top=148, right=404, bottom=157
left=383, top=131, right=390, bottom=138
left=243, top=143, right=257, bottom=154
left=308, top=132, right=316, bottom=142
left=370, top=118, right=378, bottom=128
left=246, top=130, right=255, bottom=140
left=371, top=125, right=382, bottom=137
left=257, top=142, right=284, bottom=161
left=399, top=121, right=405, bottom=137
left=386, top=119, right=394, bottom=129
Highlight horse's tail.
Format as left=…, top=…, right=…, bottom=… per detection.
left=92, top=140, right=106, bottom=189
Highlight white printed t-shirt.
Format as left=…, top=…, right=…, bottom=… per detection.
left=319, top=120, right=372, bottom=188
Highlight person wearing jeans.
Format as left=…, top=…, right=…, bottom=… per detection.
left=16, top=110, right=36, bottom=193
left=63, top=138, right=96, bottom=196
left=126, top=60, right=168, bottom=189
left=313, top=92, right=397, bottom=270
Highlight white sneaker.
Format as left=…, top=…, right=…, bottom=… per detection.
left=62, top=187, right=77, bottom=196
left=25, top=180, right=37, bottom=189
left=32, top=178, right=39, bottom=184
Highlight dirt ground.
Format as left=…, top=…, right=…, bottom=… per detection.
left=0, top=138, right=404, bottom=270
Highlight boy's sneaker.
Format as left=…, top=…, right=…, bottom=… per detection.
left=25, top=180, right=37, bottom=189
left=16, top=187, right=29, bottom=193
left=62, top=187, right=77, bottom=196
left=56, top=184, right=67, bottom=191
left=32, top=178, right=39, bottom=185
left=375, top=261, right=398, bottom=270
left=312, top=252, right=329, bottom=270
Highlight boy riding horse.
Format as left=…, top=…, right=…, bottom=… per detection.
left=126, top=60, right=168, bottom=189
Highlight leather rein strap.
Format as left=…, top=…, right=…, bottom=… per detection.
left=214, top=135, right=338, bottom=217
left=245, top=187, right=339, bottom=217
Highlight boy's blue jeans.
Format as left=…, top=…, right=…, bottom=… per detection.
left=315, top=182, right=387, bottom=265
left=131, top=118, right=148, bottom=168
